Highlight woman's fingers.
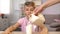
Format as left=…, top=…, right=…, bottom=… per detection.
left=33, top=6, right=43, bottom=16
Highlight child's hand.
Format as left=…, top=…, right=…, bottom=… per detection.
left=2, top=31, right=11, bottom=34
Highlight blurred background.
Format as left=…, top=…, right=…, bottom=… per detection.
left=0, top=0, right=60, bottom=31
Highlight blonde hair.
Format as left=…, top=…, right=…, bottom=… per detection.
left=24, top=1, right=35, bottom=9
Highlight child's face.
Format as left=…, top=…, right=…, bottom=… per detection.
left=24, top=6, right=34, bottom=17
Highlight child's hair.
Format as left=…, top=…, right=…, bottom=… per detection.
left=24, top=1, right=35, bottom=8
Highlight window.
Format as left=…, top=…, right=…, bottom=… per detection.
left=0, top=0, right=10, bottom=14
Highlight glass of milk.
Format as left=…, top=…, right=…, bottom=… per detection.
left=26, top=22, right=32, bottom=34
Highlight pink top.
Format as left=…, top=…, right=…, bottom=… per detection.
left=17, top=17, right=39, bottom=32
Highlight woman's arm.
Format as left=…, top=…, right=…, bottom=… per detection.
left=2, top=22, right=20, bottom=34
left=34, top=0, right=60, bottom=15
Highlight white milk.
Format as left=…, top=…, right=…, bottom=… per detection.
left=26, top=14, right=45, bottom=34
left=26, top=23, right=32, bottom=34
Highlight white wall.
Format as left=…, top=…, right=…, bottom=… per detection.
left=10, top=0, right=26, bottom=24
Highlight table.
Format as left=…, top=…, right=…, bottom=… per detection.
left=0, top=31, right=60, bottom=34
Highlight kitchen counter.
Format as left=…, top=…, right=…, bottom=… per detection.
left=0, top=31, right=60, bottom=34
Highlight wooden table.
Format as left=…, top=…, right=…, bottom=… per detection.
left=0, top=31, right=60, bottom=34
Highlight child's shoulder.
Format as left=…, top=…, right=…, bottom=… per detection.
left=18, top=17, right=26, bottom=21
left=17, top=17, right=26, bottom=23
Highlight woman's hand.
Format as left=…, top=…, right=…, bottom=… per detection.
left=33, top=0, right=60, bottom=16
left=33, top=6, right=44, bottom=16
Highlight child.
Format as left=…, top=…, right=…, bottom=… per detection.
left=2, top=1, right=48, bottom=34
